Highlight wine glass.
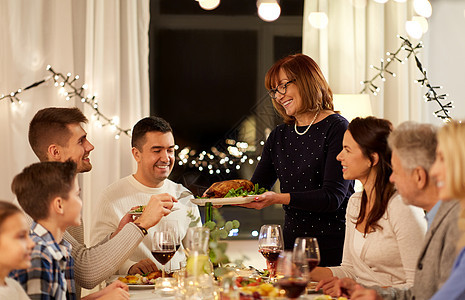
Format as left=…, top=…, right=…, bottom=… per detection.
left=159, top=220, right=181, bottom=271
left=276, top=251, right=310, bottom=300
left=152, top=231, right=176, bottom=278
left=258, top=224, right=284, bottom=280
left=293, top=237, right=320, bottom=273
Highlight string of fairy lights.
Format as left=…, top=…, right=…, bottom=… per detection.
left=1, top=36, right=455, bottom=175
left=1, top=65, right=131, bottom=139
left=0, top=64, right=263, bottom=174
left=361, top=35, right=453, bottom=120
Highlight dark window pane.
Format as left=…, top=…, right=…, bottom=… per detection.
left=159, top=0, right=303, bottom=16
left=152, top=29, right=257, bottom=150
left=274, top=36, right=302, bottom=61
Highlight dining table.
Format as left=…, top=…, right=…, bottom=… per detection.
left=127, top=287, right=327, bottom=299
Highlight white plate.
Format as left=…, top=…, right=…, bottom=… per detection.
left=190, top=196, right=255, bottom=206
left=107, top=275, right=155, bottom=290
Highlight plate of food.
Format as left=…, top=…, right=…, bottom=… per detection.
left=108, top=271, right=168, bottom=289
left=191, top=179, right=266, bottom=206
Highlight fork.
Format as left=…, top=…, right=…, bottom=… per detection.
left=179, top=190, right=194, bottom=199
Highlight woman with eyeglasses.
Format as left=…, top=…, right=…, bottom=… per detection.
left=239, top=54, right=354, bottom=266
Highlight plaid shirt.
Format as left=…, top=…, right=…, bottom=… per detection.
left=10, top=222, right=76, bottom=300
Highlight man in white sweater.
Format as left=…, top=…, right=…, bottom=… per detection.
left=25, top=107, right=175, bottom=293
left=91, top=116, right=201, bottom=275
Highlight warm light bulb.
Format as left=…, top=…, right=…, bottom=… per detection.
left=308, top=12, right=329, bottom=29
left=414, top=0, right=432, bottom=18
left=373, top=0, right=388, bottom=3
left=198, top=0, right=220, bottom=10
left=406, top=20, right=423, bottom=39
left=257, top=1, right=281, bottom=22
left=412, top=16, right=429, bottom=33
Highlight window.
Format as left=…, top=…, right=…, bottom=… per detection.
left=150, top=0, right=303, bottom=239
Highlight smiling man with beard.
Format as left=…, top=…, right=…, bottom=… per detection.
left=91, top=116, right=201, bottom=275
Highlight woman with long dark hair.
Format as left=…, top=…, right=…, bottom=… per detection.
left=312, top=117, right=426, bottom=290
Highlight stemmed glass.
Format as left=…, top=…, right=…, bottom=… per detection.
left=159, top=220, right=181, bottom=271
left=258, top=224, right=284, bottom=280
left=276, top=251, right=310, bottom=300
left=152, top=231, right=176, bottom=278
left=293, top=237, right=320, bottom=273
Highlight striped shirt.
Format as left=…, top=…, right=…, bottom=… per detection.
left=10, top=222, right=76, bottom=300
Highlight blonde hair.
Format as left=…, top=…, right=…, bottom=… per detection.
left=438, top=120, right=465, bottom=249
left=437, top=121, right=465, bottom=200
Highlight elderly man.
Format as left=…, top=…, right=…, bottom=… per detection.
left=23, top=107, right=175, bottom=293
left=91, top=116, right=201, bottom=275
left=319, top=121, right=460, bottom=300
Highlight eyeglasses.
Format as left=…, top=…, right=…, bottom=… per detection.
left=267, top=79, right=296, bottom=99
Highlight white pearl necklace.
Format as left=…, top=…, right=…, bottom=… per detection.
left=294, top=110, right=320, bottom=136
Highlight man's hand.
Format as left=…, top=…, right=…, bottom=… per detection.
left=110, top=213, right=133, bottom=239
left=136, top=193, right=176, bottom=229
left=315, top=276, right=340, bottom=297
left=128, top=258, right=158, bottom=275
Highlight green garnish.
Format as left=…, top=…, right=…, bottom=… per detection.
left=129, top=205, right=145, bottom=213
left=224, top=183, right=267, bottom=198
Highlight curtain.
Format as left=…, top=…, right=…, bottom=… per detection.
left=302, top=0, right=433, bottom=125
left=0, top=0, right=149, bottom=248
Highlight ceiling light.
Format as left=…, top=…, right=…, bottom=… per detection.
left=257, top=0, right=281, bottom=22
left=198, top=0, right=220, bottom=10
left=414, top=0, right=432, bottom=18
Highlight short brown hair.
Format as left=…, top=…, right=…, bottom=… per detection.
left=29, top=107, right=88, bottom=161
left=265, top=54, right=334, bottom=124
left=131, top=116, right=173, bottom=150
left=0, top=201, right=22, bottom=234
left=11, top=161, right=77, bottom=221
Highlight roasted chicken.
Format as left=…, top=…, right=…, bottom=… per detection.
left=202, top=179, right=254, bottom=198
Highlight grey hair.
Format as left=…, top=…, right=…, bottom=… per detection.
left=388, top=121, right=437, bottom=171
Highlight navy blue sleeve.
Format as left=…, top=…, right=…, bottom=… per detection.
left=251, top=132, right=278, bottom=190
left=289, top=119, right=353, bottom=212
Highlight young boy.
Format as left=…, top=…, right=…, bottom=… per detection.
left=9, top=161, right=129, bottom=300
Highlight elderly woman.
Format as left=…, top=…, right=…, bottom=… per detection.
left=429, top=120, right=465, bottom=300
left=312, top=117, right=426, bottom=290
left=240, top=54, right=354, bottom=266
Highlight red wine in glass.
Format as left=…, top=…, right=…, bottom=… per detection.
left=258, top=225, right=284, bottom=280
left=259, top=246, right=281, bottom=262
left=278, top=278, right=308, bottom=299
left=152, top=231, right=175, bottom=277
left=307, top=258, right=319, bottom=271
left=152, top=250, right=176, bottom=265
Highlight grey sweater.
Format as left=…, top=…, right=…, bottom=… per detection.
left=373, top=200, right=461, bottom=300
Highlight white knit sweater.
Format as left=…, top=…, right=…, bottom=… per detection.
left=91, top=175, right=202, bottom=275
left=328, top=192, right=427, bottom=287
